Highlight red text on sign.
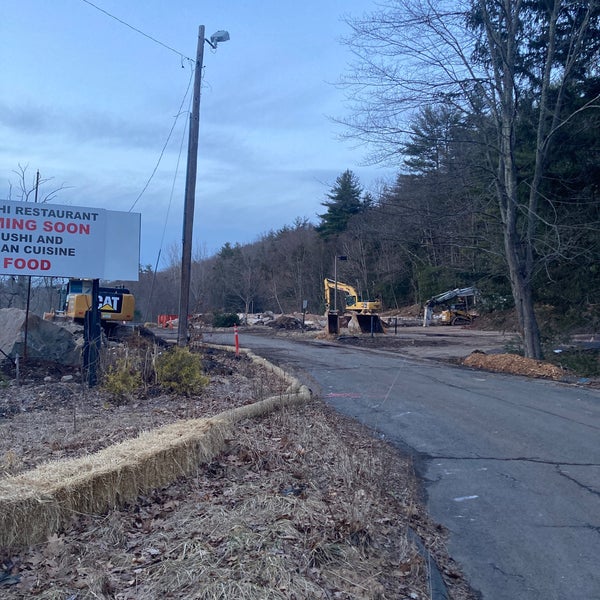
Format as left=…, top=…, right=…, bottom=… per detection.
left=43, top=221, right=90, bottom=234
left=3, top=257, right=51, bottom=270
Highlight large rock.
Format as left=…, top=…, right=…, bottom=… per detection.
left=0, top=308, right=80, bottom=366
left=347, top=314, right=362, bottom=334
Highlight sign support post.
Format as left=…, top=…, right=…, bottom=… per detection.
left=83, top=279, right=102, bottom=387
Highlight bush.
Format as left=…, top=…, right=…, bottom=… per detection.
left=547, top=349, right=600, bottom=378
left=155, top=347, right=209, bottom=396
left=102, top=360, right=143, bottom=404
left=213, top=313, right=241, bottom=328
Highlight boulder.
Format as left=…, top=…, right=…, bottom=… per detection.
left=347, top=314, right=362, bottom=334
left=0, top=308, right=80, bottom=366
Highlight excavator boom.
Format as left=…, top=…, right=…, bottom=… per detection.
left=323, top=277, right=384, bottom=334
left=323, top=278, right=381, bottom=313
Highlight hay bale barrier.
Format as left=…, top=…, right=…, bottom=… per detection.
left=0, top=345, right=311, bottom=549
left=0, top=417, right=232, bottom=548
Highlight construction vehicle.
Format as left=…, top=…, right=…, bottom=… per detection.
left=44, top=278, right=135, bottom=326
left=424, top=287, right=478, bottom=326
left=323, top=278, right=382, bottom=314
left=323, top=278, right=384, bottom=333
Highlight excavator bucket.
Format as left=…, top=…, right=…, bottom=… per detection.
left=356, top=314, right=385, bottom=334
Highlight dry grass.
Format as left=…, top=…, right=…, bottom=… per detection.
left=0, top=343, right=475, bottom=599
left=1, top=402, right=456, bottom=599
left=0, top=417, right=232, bottom=548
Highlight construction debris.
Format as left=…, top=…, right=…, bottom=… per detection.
left=266, top=315, right=304, bottom=330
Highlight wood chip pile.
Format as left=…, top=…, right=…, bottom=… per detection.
left=463, top=352, right=566, bottom=380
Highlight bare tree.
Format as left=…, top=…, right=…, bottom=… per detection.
left=342, top=0, right=600, bottom=358
left=2, top=166, right=70, bottom=312
left=6, top=164, right=68, bottom=203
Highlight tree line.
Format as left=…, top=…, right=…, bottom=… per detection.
left=2, top=1, right=599, bottom=360
left=136, top=0, right=600, bottom=359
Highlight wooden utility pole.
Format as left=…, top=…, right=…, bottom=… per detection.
left=23, top=169, right=41, bottom=359
left=83, top=278, right=101, bottom=387
left=178, top=25, right=206, bottom=347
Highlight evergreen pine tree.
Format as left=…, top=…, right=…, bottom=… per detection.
left=316, top=170, right=365, bottom=238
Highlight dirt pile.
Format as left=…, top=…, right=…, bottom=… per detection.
left=463, top=351, right=567, bottom=380
left=266, top=315, right=304, bottom=330
left=265, top=315, right=323, bottom=331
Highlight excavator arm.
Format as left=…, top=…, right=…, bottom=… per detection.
left=323, top=278, right=385, bottom=333
left=323, top=278, right=382, bottom=313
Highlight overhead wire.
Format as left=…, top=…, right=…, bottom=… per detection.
left=78, top=0, right=193, bottom=63
left=144, top=88, right=193, bottom=321
left=78, top=0, right=199, bottom=313
left=79, top=0, right=197, bottom=214
left=128, top=63, right=195, bottom=212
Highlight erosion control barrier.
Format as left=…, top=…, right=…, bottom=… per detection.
left=0, top=345, right=311, bottom=548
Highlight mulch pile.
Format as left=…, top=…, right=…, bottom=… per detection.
left=463, top=352, right=567, bottom=380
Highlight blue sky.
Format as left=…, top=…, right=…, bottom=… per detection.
left=1, top=0, right=394, bottom=273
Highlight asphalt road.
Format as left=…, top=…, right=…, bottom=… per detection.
left=204, top=330, right=600, bottom=600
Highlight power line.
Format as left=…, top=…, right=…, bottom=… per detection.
left=129, top=64, right=195, bottom=212
left=144, top=97, right=191, bottom=319
left=79, top=0, right=193, bottom=63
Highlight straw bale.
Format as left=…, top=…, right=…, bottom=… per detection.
left=224, top=388, right=311, bottom=423
left=0, top=346, right=311, bottom=547
left=0, top=344, right=312, bottom=549
left=0, top=484, right=60, bottom=548
left=0, top=417, right=232, bottom=547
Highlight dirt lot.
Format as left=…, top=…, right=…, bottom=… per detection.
left=331, top=325, right=517, bottom=362
left=329, top=324, right=597, bottom=384
left=0, top=341, right=476, bottom=600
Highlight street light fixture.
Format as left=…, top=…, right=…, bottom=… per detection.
left=208, top=30, right=230, bottom=48
left=178, top=26, right=229, bottom=347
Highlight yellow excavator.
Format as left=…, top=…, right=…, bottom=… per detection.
left=44, top=278, right=135, bottom=327
left=323, top=278, right=381, bottom=313
left=323, top=278, right=384, bottom=333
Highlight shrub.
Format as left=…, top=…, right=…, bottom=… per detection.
left=155, top=347, right=209, bottom=396
left=102, top=361, right=143, bottom=404
left=213, top=313, right=241, bottom=328
left=547, top=349, right=600, bottom=378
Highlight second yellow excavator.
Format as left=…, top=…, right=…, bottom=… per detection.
left=323, top=278, right=384, bottom=334
left=323, top=278, right=381, bottom=314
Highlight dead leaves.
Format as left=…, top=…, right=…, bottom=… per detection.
left=0, top=348, right=475, bottom=600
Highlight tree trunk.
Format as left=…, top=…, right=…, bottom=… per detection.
left=504, top=226, right=542, bottom=358
left=485, top=0, right=543, bottom=359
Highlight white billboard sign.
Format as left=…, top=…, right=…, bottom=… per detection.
left=0, top=200, right=140, bottom=280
